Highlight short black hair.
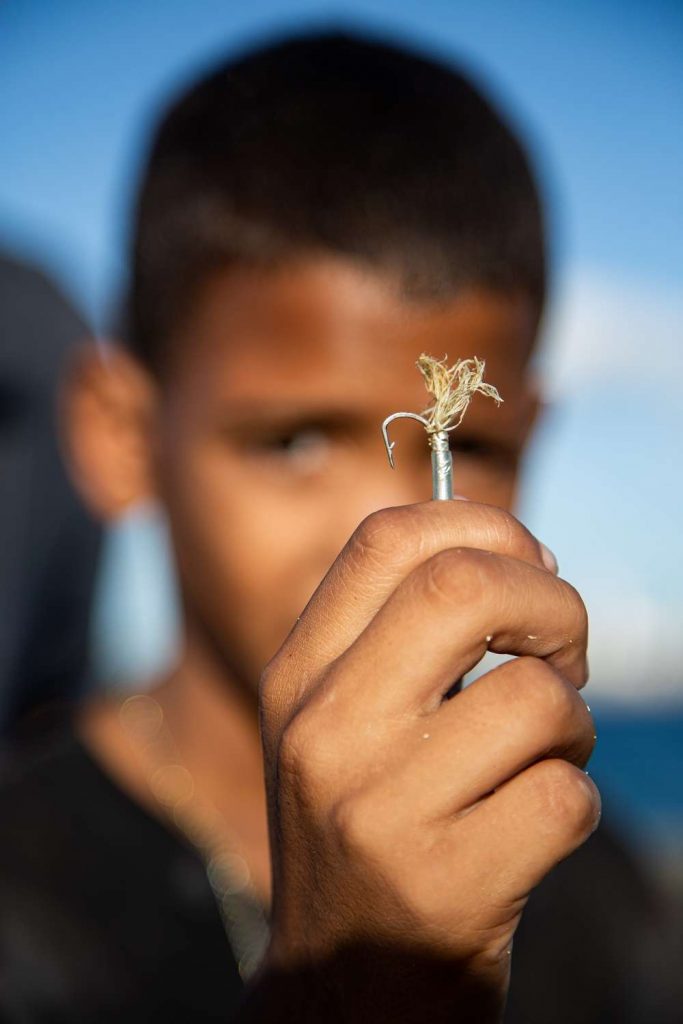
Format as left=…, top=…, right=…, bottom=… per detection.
left=129, top=28, right=546, bottom=370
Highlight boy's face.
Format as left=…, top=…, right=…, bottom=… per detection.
left=76, top=258, right=539, bottom=691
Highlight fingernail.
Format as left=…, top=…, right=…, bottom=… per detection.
left=540, top=543, right=558, bottom=574
left=453, top=493, right=469, bottom=500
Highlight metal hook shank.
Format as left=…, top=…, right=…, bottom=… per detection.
left=429, top=430, right=453, bottom=501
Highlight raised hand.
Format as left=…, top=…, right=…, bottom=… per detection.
left=249, top=502, right=599, bottom=1023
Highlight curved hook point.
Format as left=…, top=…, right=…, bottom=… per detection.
left=381, top=411, right=431, bottom=470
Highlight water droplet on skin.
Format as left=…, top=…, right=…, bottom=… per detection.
left=527, top=635, right=538, bottom=640
left=485, top=634, right=493, bottom=643
left=422, top=733, right=431, bottom=740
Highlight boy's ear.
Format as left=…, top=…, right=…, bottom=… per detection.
left=60, top=342, right=159, bottom=522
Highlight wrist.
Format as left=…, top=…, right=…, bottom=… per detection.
left=237, top=939, right=507, bottom=1024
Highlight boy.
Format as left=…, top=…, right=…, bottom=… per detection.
left=0, top=28, right=669, bottom=1024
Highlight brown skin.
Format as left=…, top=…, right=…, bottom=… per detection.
left=65, top=256, right=598, bottom=1022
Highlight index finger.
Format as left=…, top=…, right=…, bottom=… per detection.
left=278, top=500, right=555, bottom=685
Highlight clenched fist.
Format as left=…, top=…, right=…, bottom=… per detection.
left=244, top=501, right=600, bottom=1023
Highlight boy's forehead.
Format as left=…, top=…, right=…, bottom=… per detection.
left=171, top=258, right=536, bottom=416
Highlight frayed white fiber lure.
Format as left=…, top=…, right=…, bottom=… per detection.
left=381, top=354, right=503, bottom=500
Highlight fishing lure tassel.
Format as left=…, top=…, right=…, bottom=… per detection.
left=381, top=354, right=503, bottom=501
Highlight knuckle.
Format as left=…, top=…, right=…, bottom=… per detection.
left=482, top=505, right=541, bottom=565
left=501, top=659, right=596, bottom=767
left=532, top=758, right=601, bottom=836
left=560, top=579, right=589, bottom=638
left=514, top=658, right=579, bottom=726
left=421, top=547, right=495, bottom=606
left=258, top=658, right=286, bottom=740
left=571, top=702, right=598, bottom=767
left=277, top=714, right=307, bottom=776
left=258, top=652, right=303, bottom=724
left=258, top=658, right=278, bottom=708
left=350, top=507, right=411, bottom=567
left=330, top=792, right=382, bottom=856
left=278, top=708, right=329, bottom=782
left=554, top=579, right=590, bottom=688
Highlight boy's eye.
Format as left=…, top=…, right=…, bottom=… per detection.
left=247, top=427, right=332, bottom=473
left=448, top=435, right=516, bottom=466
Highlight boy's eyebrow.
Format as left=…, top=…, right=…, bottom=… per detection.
left=217, top=402, right=366, bottom=431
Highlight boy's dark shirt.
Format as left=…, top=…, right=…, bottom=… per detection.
left=0, top=727, right=677, bottom=1023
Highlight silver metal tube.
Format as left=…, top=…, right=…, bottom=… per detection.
left=430, top=431, right=453, bottom=501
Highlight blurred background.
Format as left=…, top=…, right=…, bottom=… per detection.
left=1, top=0, right=681, bottom=889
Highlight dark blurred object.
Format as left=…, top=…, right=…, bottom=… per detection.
left=0, top=250, right=100, bottom=739
left=507, top=813, right=683, bottom=1023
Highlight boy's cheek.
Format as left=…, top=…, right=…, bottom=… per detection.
left=172, top=495, right=338, bottom=675
left=454, top=463, right=518, bottom=511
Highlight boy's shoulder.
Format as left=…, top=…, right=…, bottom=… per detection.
left=0, top=727, right=121, bottom=894
left=0, top=724, right=182, bottom=876
left=0, top=728, right=84, bottom=828
left=0, top=724, right=243, bottom=1020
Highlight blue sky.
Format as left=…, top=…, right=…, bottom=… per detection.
left=1, top=0, right=682, bottom=707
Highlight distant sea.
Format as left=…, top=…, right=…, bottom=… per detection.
left=589, top=707, right=683, bottom=885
